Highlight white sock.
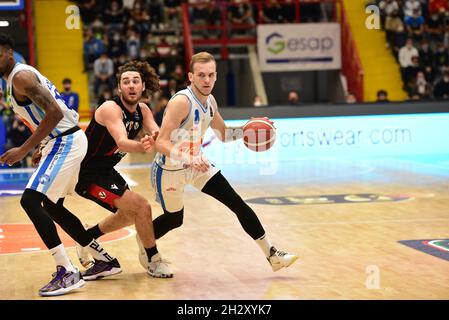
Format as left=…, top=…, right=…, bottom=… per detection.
left=86, top=239, right=114, bottom=262
left=50, top=244, right=76, bottom=272
left=255, top=234, right=274, bottom=258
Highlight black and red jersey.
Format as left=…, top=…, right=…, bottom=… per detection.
left=81, top=96, right=143, bottom=171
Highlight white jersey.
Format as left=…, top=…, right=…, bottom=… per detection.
left=155, top=86, right=216, bottom=170
left=6, top=63, right=79, bottom=144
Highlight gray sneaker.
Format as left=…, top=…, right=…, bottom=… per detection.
left=39, top=265, right=85, bottom=297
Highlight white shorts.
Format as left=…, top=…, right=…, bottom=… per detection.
left=26, top=130, right=87, bottom=203
left=150, top=161, right=220, bottom=212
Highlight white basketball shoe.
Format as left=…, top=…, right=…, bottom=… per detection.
left=268, top=246, right=298, bottom=271
left=136, top=234, right=174, bottom=278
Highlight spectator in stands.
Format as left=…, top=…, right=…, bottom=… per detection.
left=433, top=71, right=449, bottom=100
left=399, top=38, right=419, bottom=81
left=380, top=0, right=400, bottom=28
left=404, top=8, right=425, bottom=42
left=60, top=78, right=80, bottom=112
left=392, top=22, right=409, bottom=58
left=148, top=0, right=165, bottom=29
left=281, top=0, right=297, bottom=23
left=345, top=93, right=357, bottom=104
left=418, top=40, right=436, bottom=82
left=107, top=31, right=127, bottom=64
left=418, top=40, right=434, bottom=68
left=169, top=63, right=187, bottom=88
left=164, top=0, right=181, bottom=31
left=190, top=0, right=210, bottom=34
left=287, top=91, right=300, bottom=105
left=434, top=42, right=449, bottom=72
left=385, top=10, right=404, bottom=48
left=262, top=0, right=284, bottom=24
left=300, top=0, right=323, bottom=23
left=228, top=0, right=256, bottom=36
left=103, top=0, right=127, bottom=35
left=404, top=55, right=423, bottom=85
left=126, top=30, right=141, bottom=59
left=131, top=0, right=152, bottom=37
left=90, top=17, right=106, bottom=39
left=426, top=9, right=445, bottom=42
left=163, top=79, right=179, bottom=99
left=97, top=87, right=113, bottom=106
left=74, top=0, right=97, bottom=26
left=93, top=53, right=115, bottom=97
left=205, top=1, right=222, bottom=38
left=83, top=28, right=106, bottom=72
left=153, top=96, right=169, bottom=126
left=409, top=71, right=432, bottom=99
left=376, top=89, right=390, bottom=102
left=403, top=0, right=423, bottom=18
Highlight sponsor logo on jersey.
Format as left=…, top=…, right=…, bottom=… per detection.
left=194, top=109, right=200, bottom=124
left=39, top=174, right=51, bottom=185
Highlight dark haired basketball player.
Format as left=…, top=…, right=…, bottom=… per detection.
left=56, top=60, right=173, bottom=279
left=0, top=33, right=116, bottom=296
left=148, top=52, right=298, bottom=274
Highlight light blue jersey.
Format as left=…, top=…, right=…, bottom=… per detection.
left=154, top=86, right=216, bottom=170
left=6, top=63, right=79, bottom=144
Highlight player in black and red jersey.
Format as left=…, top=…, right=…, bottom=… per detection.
left=73, top=60, right=172, bottom=279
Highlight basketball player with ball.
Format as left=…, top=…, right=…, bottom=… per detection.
left=147, top=52, right=298, bottom=273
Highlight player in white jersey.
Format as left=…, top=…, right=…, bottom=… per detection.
left=0, top=34, right=118, bottom=296
left=148, top=52, right=298, bottom=274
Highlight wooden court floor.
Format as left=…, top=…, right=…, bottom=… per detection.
left=0, top=154, right=448, bottom=300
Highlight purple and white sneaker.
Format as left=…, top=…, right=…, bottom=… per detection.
left=39, top=265, right=85, bottom=297
left=82, top=258, right=122, bottom=281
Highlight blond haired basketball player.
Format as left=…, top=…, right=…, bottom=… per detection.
left=145, top=52, right=298, bottom=273
left=0, top=33, right=117, bottom=296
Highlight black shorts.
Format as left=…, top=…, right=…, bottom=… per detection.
left=75, top=168, right=129, bottom=213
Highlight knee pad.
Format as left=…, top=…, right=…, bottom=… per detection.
left=164, top=208, right=184, bottom=229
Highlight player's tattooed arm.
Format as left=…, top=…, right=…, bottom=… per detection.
left=11, top=71, right=63, bottom=154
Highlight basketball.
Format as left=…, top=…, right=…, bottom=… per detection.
left=243, top=117, right=276, bottom=152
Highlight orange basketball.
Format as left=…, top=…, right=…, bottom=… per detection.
left=243, top=117, right=276, bottom=152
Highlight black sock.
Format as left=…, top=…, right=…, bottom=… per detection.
left=145, top=245, right=158, bottom=261
left=88, top=224, right=104, bottom=239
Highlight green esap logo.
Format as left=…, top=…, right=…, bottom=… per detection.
left=266, top=32, right=285, bottom=54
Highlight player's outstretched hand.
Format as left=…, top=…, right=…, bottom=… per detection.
left=0, top=147, right=27, bottom=167
left=141, top=134, right=155, bottom=153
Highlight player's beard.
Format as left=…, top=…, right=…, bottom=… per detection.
left=121, top=92, right=141, bottom=106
